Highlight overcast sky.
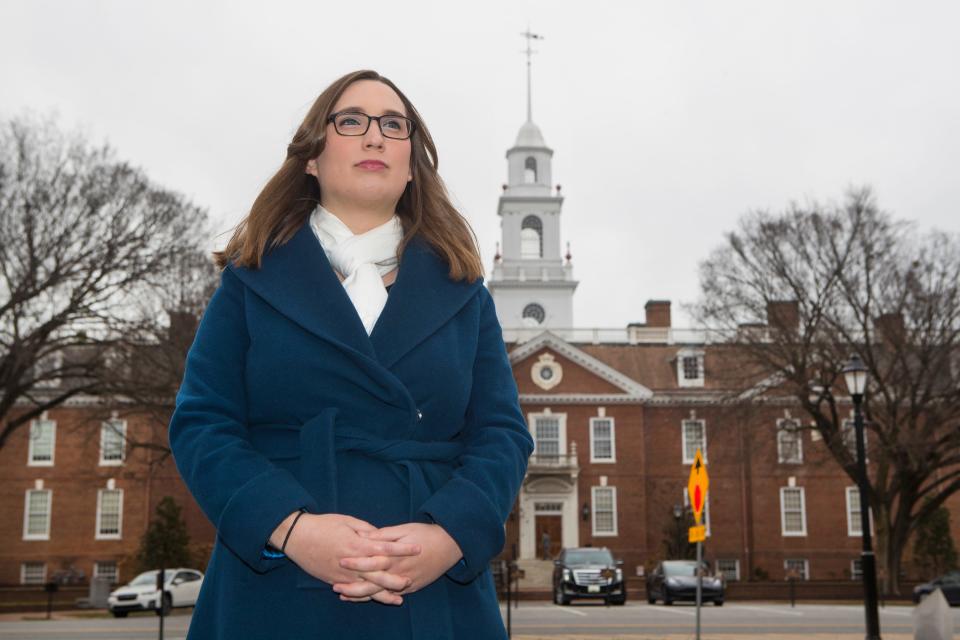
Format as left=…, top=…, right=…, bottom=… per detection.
left=3, top=0, right=958, bottom=328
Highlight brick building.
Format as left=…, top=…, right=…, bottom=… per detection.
left=2, top=78, right=958, bottom=593
left=0, top=402, right=214, bottom=587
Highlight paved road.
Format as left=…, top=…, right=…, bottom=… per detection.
left=0, top=602, right=952, bottom=638
left=501, top=601, right=943, bottom=638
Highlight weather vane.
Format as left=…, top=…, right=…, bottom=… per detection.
left=520, top=27, right=544, bottom=122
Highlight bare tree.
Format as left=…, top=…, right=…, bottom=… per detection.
left=0, top=112, right=210, bottom=448
left=94, top=246, right=219, bottom=464
left=694, top=186, right=960, bottom=594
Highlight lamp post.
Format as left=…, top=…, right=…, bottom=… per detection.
left=842, top=354, right=881, bottom=640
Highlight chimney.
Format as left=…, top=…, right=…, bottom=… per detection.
left=645, top=300, right=672, bottom=328
left=767, top=300, right=799, bottom=333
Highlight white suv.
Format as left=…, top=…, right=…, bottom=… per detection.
left=107, top=568, right=203, bottom=617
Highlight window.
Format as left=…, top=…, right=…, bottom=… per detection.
left=99, top=419, right=126, bottom=465
left=28, top=418, right=56, bottom=466
left=780, top=487, right=807, bottom=536
left=591, top=486, right=618, bottom=536
left=520, top=215, right=543, bottom=258
left=841, top=419, right=868, bottom=462
left=524, top=156, right=538, bottom=183
left=96, top=489, right=123, bottom=539
left=677, top=350, right=705, bottom=387
left=534, top=502, right=563, bottom=514
left=21, top=562, right=46, bottom=585
left=530, top=412, right=568, bottom=464
left=851, top=559, right=863, bottom=580
left=844, top=486, right=874, bottom=537
left=776, top=419, right=803, bottom=464
left=23, top=490, right=52, bottom=540
left=589, top=417, right=616, bottom=462
left=681, top=419, right=707, bottom=464
left=522, top=303, right=546, bottom=325
left=784, top=559, right=809, bottom=581
left=683, top=487, right=711, bottom=536
left=94, top=561, right=119, bottom=584
left=716, top=559, right=740, bottom=581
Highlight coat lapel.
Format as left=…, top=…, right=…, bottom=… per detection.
left=227, top=218, right=483, bottom=370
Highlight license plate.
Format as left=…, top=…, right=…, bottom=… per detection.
left=588, top=585, right=600, bottom=593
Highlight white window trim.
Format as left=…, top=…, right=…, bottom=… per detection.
left=776, top=418, right=803, bottom=464
left=716, top=559, right=740, bottom=581
left=780, top=486, right=807, bottom=537
left=677, top=349, right=705, bottom=388
left=591, top=485, right=618, bottom=537
left=23, top=489, right=52, bottom=540
left=683, top=487, right=711, bottom=536
left=20, top=562, right=47, bottom=585
left=589, top=416, right=616, bottom=463
left=845, top=486, right=874, bottom=537
left=784, top=558, right=809, bottom=581
left=99, top=419, right=127, bottom=466
left=845, top=486, right=862, bottom=537
left=528, top=411, right=567, bottom=459
left=27, top=418, right=56, bottom=467
left=95, top=488, right=124, bottom=540
left=681, top=419, right=707, bottom=464
left=94, top=561, right=119, bottom=583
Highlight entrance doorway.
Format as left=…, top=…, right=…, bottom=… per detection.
left=535, top=515, right=562, bottom=560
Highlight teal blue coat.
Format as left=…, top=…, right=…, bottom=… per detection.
left=168, top=219, right=533, bottom=639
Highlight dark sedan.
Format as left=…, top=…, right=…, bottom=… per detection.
left=552, top=547, right=627, bottom=605
left=646, top=560, right=724, bottom=606
left=913, top=571, right=960, bottom=606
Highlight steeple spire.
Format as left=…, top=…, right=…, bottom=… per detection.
left=520, top=27, right=543, bottom=123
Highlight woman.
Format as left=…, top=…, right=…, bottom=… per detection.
left=168, top=69, right=533, bottom=639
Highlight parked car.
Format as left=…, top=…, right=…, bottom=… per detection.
left=552, top=547, right=626, bottom=605
left=646, top=560, right=724, bottom=606
left=913, top=571, right=960, bottom=606
left=107, top=568, right=203, bottom=617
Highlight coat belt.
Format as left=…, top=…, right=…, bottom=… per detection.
left=248, top=407, right=464, bottom=638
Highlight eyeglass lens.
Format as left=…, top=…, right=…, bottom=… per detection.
left=333, top=112, right=412, bottom=139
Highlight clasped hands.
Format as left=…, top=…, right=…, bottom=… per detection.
left=274, top=512, right=463, bottom=606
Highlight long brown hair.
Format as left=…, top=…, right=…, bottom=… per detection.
left=213, top=69, right=484, bottom=283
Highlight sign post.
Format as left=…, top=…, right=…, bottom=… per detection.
left=687, top=448, right=709, bottom=640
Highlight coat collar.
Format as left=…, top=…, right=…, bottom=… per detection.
left=227, top=217, right=483, bottom=370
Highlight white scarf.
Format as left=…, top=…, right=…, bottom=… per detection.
left=309, top=204, right=403, bottom=335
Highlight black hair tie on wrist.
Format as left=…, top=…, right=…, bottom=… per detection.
left=281, top=507, right=308, bottom=554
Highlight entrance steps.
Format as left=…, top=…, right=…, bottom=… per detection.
left=516, top=559, right=554, bottom=589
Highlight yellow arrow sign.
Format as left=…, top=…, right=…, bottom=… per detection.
left=687, top=448, right=709, bottom=525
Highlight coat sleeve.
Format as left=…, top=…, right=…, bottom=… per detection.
left=413, top=285, right=534, bottom=584
left=168, top=267, right=320, bottom=574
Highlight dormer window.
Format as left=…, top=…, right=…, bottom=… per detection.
left=677, top=349, right=705, bottom=388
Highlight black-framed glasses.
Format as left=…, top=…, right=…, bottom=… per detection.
left=327, top=111, right=415, bottom=140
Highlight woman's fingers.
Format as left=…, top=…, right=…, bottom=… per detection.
left=370, top=590, right=403, bottom=606
left=359, top=525, right=407, bottom=540
left=333, top=572, right=409, bottom=597
left=339, top=555, right=392, bottom=573
left=363, top=540, right=421, bottom=558
left=359, top=570, right=411, bottom=592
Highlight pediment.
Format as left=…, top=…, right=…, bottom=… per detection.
left=508, top=331, right=652, bottom=400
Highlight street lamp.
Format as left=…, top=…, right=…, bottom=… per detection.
left=842, top=354, right=881, bottom=640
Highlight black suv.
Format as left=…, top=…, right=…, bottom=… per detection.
left=552, top=547, right=626, bottom=605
